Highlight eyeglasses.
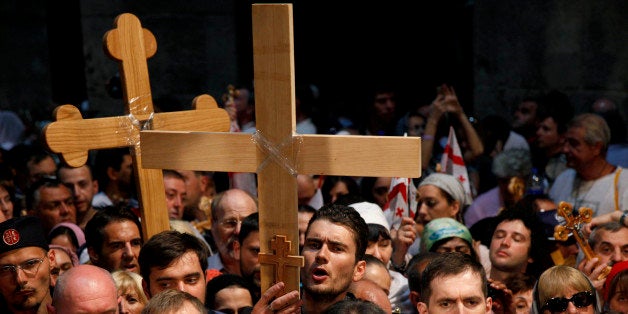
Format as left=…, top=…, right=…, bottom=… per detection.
left=0, top=257, right=46, bottom=278
left=542, top=291, right=595, bottom=313
left=219, top=218, right=243, bottom=230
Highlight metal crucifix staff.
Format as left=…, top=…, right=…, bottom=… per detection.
left=554, top=201, right=612, bottom=280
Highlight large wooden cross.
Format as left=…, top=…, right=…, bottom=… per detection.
left=140, top=4, right=421, bottom=295
left=42, top=13, right=231, bottom=240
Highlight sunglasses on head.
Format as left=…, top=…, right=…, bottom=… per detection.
left=542, top=291, right=595, bottom=313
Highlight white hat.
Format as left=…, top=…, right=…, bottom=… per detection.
left=349, top=201, right=390, bottom=232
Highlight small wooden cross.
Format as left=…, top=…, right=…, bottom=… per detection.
left=258, top=235, right=304, bottom=293
left=139, top=4, right=421, bottom=295
left=555, top=201, right=611, bottom=279
left=42, top=13, right=231, bottom=240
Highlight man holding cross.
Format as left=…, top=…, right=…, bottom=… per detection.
left=578, top=221, right=628, bottom=291
left=138, top=3, right=421, bottom=297
left=301, top=203, right=368, bottom=313
left=139, top=230, right=301, bottom=313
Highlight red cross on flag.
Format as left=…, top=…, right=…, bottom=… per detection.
left=440, top=126, right=473, bottom=204
left=383, top=177, right=417, bottom=229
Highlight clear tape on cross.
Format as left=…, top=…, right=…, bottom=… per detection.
left=116, top=112, right=155, bottom=150
left=113, top=93, right=157, bottom=149
left=252, top=130, right=302, bottom=176
left=127, top=95, right=153, bottom=116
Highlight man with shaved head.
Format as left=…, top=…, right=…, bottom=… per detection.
left=49, top=264, right=120, bottom=314
left=350, top=279, right=393, bottom=313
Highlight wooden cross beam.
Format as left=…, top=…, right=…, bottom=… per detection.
left=139, top=4, right=421, bottom=295
left=42, top=13, right=231, bottom=240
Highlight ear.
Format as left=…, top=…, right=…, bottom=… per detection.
left=494, top=140, right=504, bottom=155
left=417, top=302, right=429, bottom=314
left=106, top=167, right=118, bottom=180
left=48, top=248, right=56, bottom=262
left=233, top=240, right=241, bottom=259
left=409, top=291, right=421, bottom=309
left=142, top=278, right=152, bottom=299
left=199, top=175, right=210, bottom=192
left=485, top=297, right=493, bottom=313
left=87, top=246, right=99, bottom=264
left=592, top=141, right=604, bottom=156
left=451, top=201, right=461, bottom=217
left=92, top=179, right=99, bottom=195
left=352, top=260, right=366, bottom=282
left=46, top=303, right=56, bottom=314
left=48, top=249, right=57, bottom=269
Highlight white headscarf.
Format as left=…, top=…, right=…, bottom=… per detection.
left=419, top=173, right=469, bottom=205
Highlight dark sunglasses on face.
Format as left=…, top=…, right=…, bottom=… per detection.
left=542, top=291, right=595, bottom=313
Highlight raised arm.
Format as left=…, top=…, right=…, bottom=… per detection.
left=441, top=85, right=484, bottom=161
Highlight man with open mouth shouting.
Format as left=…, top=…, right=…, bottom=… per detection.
left=300, top=203, right=368, bottom=313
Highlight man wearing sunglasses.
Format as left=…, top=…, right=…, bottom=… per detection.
left=0, top=216, right=54, bottom=313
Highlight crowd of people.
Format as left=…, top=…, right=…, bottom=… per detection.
left=0, top=83, right=626, bottom=313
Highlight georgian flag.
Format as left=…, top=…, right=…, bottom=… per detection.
left=384, top=177, right=417, bottom=229
left=440, top=126, right=473, bottom=204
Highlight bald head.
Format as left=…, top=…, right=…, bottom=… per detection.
left=363, top=259, right=391, bottom=295
left=52, top=264, right=119, bottom=314
left=349, top=279, right=392, bottom=313
left=212, top=189, right=258, bottom=221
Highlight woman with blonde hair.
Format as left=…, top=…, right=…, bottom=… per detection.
left=112, top=270, right=148, bottom=314
left=533, top=265, right=601, bottom=314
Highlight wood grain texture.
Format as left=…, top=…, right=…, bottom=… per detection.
left=43, top=13, right=231, bottom=240
left=252, top=4, right=302, bottom=296
left=140, top=4, right=421, bottom=296
left=141, top=131, right=421, bottom=177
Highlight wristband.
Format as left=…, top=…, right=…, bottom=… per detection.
left=422, top=135, right=435, bottom=141
left=391, top=260, right=407, bottom=273
left=620, top=210, right=628, bottom=227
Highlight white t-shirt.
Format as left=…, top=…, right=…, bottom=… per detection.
left=549, top=167, right=628, bottom=216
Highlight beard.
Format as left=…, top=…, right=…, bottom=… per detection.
left=302, top=277, right=352, bottom=303
left=8, top=288, right=43, bottom=312
left=218, top=236, right=238, bottom=261
left=241, top=265, right=261, bottom=289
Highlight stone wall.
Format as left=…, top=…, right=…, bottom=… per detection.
left=1, top=1, right=626, bottom=127
left=80, top=1, right=239, bottom=117
left=474, top=0, right=628, bottom=120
